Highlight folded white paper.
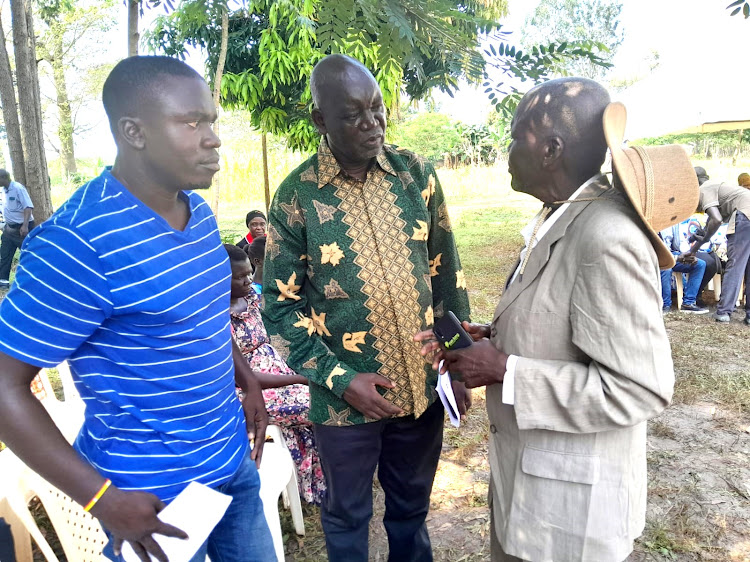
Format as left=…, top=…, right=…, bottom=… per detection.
left=437, top=362, right=460, bottom=428
left=122, top=481, right=232, bottom=562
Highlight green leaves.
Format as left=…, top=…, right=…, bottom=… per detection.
left=482, top=39, right=613, bottom=118
left=727, top=0, right=750, bottom=17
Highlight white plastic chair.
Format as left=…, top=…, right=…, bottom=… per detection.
left=265, top=425, right=305, bottom=537
left=257, top=425, right=306, bottom=562
left=0, top=365, right=106, bottom=561
left=0, top=446, right=109, bottom=562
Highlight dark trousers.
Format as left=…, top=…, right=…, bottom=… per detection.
left=314, top=400, right=444, bottom=562
left=0, top=222, right=33, bottom=281
left=717, top=212, right=750, bottom=315
left=695, top=250, right=719, bottom=300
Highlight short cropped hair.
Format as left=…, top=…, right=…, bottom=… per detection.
left=102, top=56, right=203, bottom=131
left=246, top=236, right=266, bottom=262
left=224, top=243, right=250, bottom=264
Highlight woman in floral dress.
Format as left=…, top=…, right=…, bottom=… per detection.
left=224, top=243, right=326, bottom=505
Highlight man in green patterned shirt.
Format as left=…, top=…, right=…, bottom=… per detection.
left=263, top=54, right=471, bottom=561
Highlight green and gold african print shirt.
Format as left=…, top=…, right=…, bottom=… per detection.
left=262, top=140, right=470, bottom=426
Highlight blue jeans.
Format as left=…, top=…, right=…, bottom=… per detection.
left=103, top=451, right=276, bottom=562
left=661, top=256, right=706, bottom=307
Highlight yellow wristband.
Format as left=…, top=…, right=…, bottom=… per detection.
left=84, top=479, right=112, bottom=512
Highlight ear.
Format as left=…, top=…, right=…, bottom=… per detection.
left=311, top=108, right=327, bottom=136
left=117, top=116, right=146, bottom=150
left=541, top=136, right=564, bottom=170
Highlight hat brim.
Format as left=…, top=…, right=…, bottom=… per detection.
left=604, top=103, right=676, bottom=270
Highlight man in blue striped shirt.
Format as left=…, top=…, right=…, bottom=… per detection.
left=0, top=57, right=275, bottom=562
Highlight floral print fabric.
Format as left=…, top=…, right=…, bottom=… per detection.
left=231, top=293, right=326, bottom=505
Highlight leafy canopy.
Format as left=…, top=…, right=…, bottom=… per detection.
left=147, top=0, right=613, bottom=151
left=519, top=0, right=624, bottom=80
left=148, top=0, right=506, bottom=152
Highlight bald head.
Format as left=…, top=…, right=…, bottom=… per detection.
left=309, top=55, right=386, bottom=172
left=310, top=55, right=377, bottom=108
left=514, top=77, right=611, bottom=185
left=0, top=169, right=10, bottom=188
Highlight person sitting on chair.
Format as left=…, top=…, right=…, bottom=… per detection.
left=245, top=236, right=265, bottom=295
left=225, top=244, right=326, bottom=505
left=659, top=227, right=708, bottom=313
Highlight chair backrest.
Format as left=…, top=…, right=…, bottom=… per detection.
left=25, top=471, right=109, bottom=562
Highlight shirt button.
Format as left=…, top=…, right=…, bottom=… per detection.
left=490, top=424, right=497, bottom=433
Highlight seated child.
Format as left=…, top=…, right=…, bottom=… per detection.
left=245, top=236, right=265, bottom=295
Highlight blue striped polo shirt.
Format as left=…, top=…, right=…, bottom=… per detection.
left=0, top=170, right=248, bottom=501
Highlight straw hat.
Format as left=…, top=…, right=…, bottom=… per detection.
left=603, top=102, right=699, bottom=270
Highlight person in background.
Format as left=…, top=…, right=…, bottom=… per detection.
left=237, top=210, right=266, bottom=250
left=0, top=169, right=35, bottom=289
left=245, top=235, right=265, bottom=295
left=658, top=227, right=708, bottom=313
left=262, top=54, right=471, bottom=561
left=680, top=216, right=722, bottom=306
left=225, top=243, right=326, bottom=505
left=684, top=167, right=750, bottom=324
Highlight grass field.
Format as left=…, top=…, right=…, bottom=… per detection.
left=7, top=158, right=750, bottom=561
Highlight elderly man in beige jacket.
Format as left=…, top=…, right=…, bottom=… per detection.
left=417, top=77, right=698, bottom=562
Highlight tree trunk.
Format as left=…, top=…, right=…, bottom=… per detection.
left=50, top=34, right=77, bottom=177
left=127, top=0, right=139, bottom=57
left=209, top=4, right=229, bottom=219
left=0, top=15, right=26, bottom=184
left=262, top=132, right=270, bottom=215
left=11, top=0, right=53, bottom=222
left=733, top=129, right=743, bottom=166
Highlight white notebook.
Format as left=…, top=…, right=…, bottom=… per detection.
left=121, top=481, right=232, bottom=562
left=436, top=364, right=461, bottom=428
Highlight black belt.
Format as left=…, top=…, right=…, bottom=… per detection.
left=5, top=222, right=22, bottom=229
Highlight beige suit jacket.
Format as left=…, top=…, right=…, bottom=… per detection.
left=488, top=178, right=674, bottom=562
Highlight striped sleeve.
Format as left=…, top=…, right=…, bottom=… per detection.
left=0, top=223, right=113, bottom=367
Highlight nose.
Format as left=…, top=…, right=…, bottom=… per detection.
left=359, top=110, right=377, bottom=132
left=204, top=126, right=221, bottom=149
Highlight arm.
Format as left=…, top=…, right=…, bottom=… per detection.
left=510, top=233, right=674, bottom=434
left=424, top=166, right=473, bottom=412
left=232, top=340, right=268, bottom=467
left=0, top=224, right=185, bottom=561
left=0, top=352, right=186, bottom=562
left=262, top=186, right=358, bottom=394
left=20, top=207, right=32, bottom=237
left=254, top=371, right=307, bottom=388
left=686, top=207, right=722, bottom=255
